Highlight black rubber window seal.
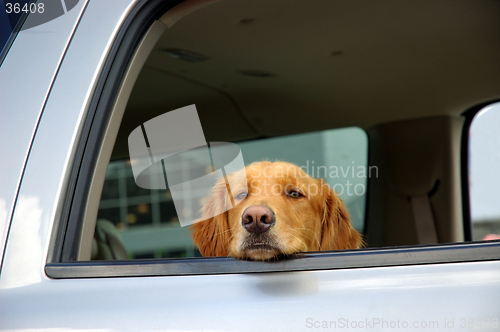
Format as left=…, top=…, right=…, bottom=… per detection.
left=460, top=99, right=500, bottom=242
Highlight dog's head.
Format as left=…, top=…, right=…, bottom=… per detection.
left=190, top=161, right=362, bottom=260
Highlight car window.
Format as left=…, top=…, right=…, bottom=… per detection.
left=0, top=0, right=30, bottom=63
left=46, top=0, right=500, bottom=277
left=0, top=1, right=12, bottom=52
left=469, top=102, right=500, bottom=241
left=81, top=0, right=484, bottom=261
left=97, top=127, right=367, bottom=259
left=1, top=0, right=81, bottom=64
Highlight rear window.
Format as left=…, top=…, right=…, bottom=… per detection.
left=0, top=0, right=29, bottom=62
left=469, top=102, right=500, bottom=241
left=0, top=0, right=81, bottom=63
left=98, top=127, right=368, bottom=259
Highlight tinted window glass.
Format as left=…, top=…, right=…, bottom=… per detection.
left=0, top=0, right=30, bottom=63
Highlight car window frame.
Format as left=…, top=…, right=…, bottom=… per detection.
left=51, top=0, right=184, bottom=263
left=47, top=0, right=500, bottom=278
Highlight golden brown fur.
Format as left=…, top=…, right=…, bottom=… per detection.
left=190, top=161, right=362, bottom=260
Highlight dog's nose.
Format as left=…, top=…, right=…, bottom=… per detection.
left=242, top=205, right=275, bottom=234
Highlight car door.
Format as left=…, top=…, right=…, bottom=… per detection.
left=1, top=0, right=499, bottom=331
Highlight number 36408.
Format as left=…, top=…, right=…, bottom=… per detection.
left=5, top=2, right=44, bottom=14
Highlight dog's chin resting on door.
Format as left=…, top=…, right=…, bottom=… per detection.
left=190, top=161, right=362, bottom=261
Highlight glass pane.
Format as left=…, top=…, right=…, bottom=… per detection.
left=469, top=102, right=500, bottom=241
left=97, top=126, right=367, bottom=259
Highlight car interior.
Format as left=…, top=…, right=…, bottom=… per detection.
left=76, top=0, right=500, bottom=261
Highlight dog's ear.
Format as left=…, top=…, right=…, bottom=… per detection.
left=320, top=181, right=363, bottom=251
left=189, top=180, right=232, bottom=256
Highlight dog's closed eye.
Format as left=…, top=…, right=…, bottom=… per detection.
left=235, top=192, right=248, bottom=200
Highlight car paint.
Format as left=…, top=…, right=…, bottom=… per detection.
left=0, top=0, right=499, bottom=331
left=0, top=0, right=90, bottom=265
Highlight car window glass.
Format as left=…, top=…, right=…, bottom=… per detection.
left=0, top=1, right=11, bottom=51
left=0, top=0, right=31, bottom=63
left=469, top=102, right=500, bottom=241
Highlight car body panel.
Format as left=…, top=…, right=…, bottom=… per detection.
left=0, top=0, right=89, bottom=269
left=1, top=260, right=500, bottom=331
left=0, top=0, right=499, bottom=331
left=0, top=0, right=138, bottom=278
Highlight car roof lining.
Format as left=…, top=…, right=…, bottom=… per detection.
left=110, top=0, right=500, bottom=160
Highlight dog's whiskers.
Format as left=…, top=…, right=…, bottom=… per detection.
left=290, top=227, right=323, bottom=251
left=214, top=228, right=234, bottom=237
left=290, top=233, right=307, bottom=250
left=290, top=228, right=314, bottom=242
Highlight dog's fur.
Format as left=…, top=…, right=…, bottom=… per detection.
left=190, top=161, right=362, bottom=260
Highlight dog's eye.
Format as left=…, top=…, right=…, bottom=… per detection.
left=287, top=190, right=304, bottom=198
left=236, top=192, right=248, bottom=200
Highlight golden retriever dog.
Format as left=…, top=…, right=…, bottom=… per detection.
left=190, top=161, right=362, bottom=260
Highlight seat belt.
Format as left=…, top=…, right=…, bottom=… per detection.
left=410, top=195, right=438, bottom=244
